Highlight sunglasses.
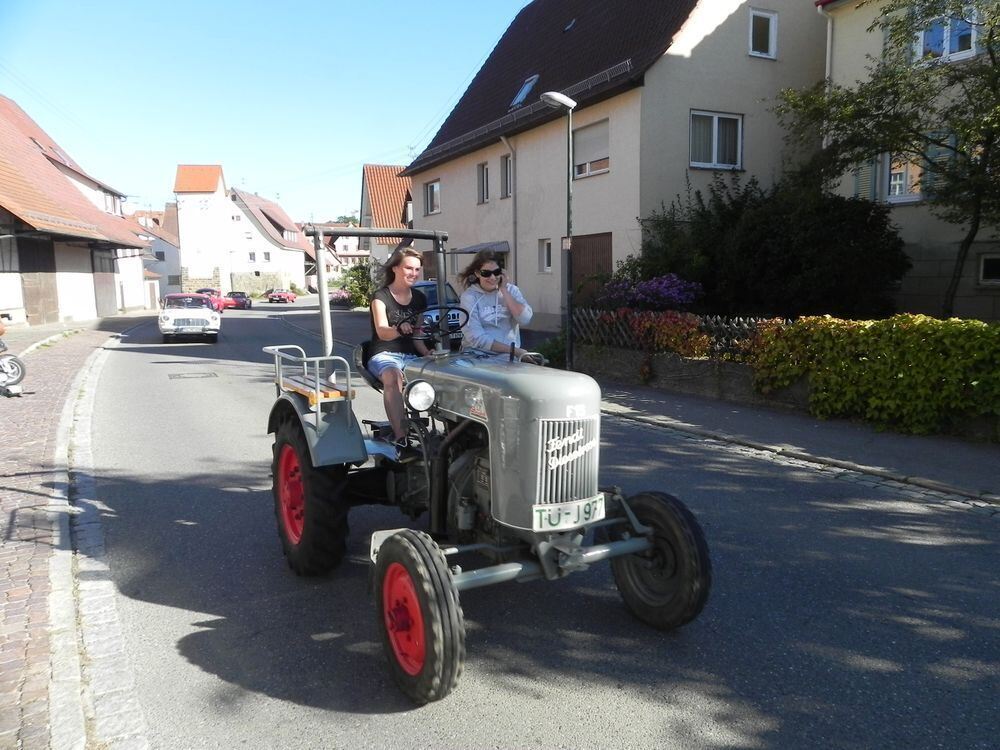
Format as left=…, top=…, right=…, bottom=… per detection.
left=477, top=268, right=503, bottom=278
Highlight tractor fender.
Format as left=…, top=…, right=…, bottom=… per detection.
left=267, top=392, right=368, bottom=468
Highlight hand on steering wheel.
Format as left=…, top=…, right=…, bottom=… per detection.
left=396, top=305, right=470, bottom=346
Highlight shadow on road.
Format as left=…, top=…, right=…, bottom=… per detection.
left=38, top=413, right=1000, bottom=745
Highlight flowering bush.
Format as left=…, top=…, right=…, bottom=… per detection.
left=594, top=274, right=702, bottom=311
left=329, top=288, right=351, bottom=306
left=596, top=309, right=710, bottom=357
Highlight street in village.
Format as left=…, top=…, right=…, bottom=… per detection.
left=3, top=298, right=998, bottom=749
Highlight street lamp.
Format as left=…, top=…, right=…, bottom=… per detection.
left=540, top=90, right=577, bottom=370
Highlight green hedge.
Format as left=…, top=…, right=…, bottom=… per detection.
left=753, top=314, right=1000, bottom=434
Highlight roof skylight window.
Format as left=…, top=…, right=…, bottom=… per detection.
left=510, top=74, right=540, bottom=109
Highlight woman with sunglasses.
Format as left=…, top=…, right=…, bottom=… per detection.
left=458, top=249, right=534, bottom=358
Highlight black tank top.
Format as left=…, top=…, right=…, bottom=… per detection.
left=370, top=286, right=427, bottom=356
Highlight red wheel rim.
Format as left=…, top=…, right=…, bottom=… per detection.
left=277, top=444, right=304, bottom=545
left=382, top=562, right=425, bottom=675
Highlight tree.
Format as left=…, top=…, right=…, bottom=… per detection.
left=634, top=174, right=910, bottom=318
left=775, top=0, right=999, bottom=317
left=336, top=213, right=358, bottom=225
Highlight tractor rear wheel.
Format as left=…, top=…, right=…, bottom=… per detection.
left=611, top=492, right=711, bottom=630
left=272, top=418, right=349, bottom=575
left=375, top=530, right=465, bottom=704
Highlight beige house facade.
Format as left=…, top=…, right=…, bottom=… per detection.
left=818, top=0, right=1000, bottom=320
left=407, top=0, right=826, bottom=324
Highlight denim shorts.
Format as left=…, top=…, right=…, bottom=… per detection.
left=367, top=351, right=420, bottom=380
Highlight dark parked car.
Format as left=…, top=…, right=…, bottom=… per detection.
left=414, top=280, right=459, bottom=307
left=226, top=291, right=252, bottom=309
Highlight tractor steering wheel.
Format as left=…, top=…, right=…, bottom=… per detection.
left=396, top=305, right=470, bottom=348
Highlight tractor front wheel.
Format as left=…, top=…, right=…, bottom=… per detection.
left=272, top=419, right=349, bottom=575
left=375, top=530, right=465, bottom=704
left=611, top=492, right=711, bottom=630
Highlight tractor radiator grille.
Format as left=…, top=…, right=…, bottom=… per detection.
left=536, top=417, right=600, bottom=504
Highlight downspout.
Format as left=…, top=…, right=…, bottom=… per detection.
left=500, top=135, right=517, bottom=281
left=817, top=3, right=833, bottom=81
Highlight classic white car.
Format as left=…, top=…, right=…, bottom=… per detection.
left=159, top=293, right=221, bottom=343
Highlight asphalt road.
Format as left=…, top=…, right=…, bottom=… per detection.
left=85, top=300, right=1000, bottom=749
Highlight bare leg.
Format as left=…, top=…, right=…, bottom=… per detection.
left=379, top=367, right=407, bottom=440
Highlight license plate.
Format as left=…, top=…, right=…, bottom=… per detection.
left=177, top=327, right=201, bottom=333
left=532, top=495, right=605, bottom=532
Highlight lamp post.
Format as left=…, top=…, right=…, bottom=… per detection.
left=540, top=90, right=577, bottom=370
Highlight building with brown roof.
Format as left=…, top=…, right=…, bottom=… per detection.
left=173, top=165, right=308, bottom=294
left=0, top=94, right=152, bottom=325
left=359, top=164, right=412, bottom=262
left=405, top=0, right=826, bottom=322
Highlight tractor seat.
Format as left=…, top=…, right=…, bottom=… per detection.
left=355, top=340, right=384, bottom=393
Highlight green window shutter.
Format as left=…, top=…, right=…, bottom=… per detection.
left=923, top=132, right=956, bottom=198
left=853, top=159, right=878, bottom=200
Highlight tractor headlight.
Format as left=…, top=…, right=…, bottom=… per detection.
left=404, top=380, right=436, bottom=411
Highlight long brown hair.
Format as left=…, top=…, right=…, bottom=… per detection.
left=380, top=246, right=423, bottom=287
left=457, top=249, right=503, bottom=290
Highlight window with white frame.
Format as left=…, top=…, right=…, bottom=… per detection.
left=501, top=154, right=512, bottom=198
left=539, top=238, right=552, bottom=272
left=690, top=111, right=742, bottom=169
left=263, top=251, right=271, bottom=262
left=749, top=8, right=777, bottom=58
left=886, top=155, right=925, bottom=203
left=425, top=180, right=441, bottom=215
left=477, top=162, right=490, bottom=204
left=980, top=254, right=1000, bottom=285
left=915, top=9, right=977, bottom=62
left=248, top=251, right=256, bottom=263
left=574, top=120, right=610, bottom=178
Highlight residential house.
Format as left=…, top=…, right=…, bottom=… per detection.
left=404, top=0, right=827, bottom=323
left=299, top=220, right=366, bottom=283
left=0, top=94, right=150, bottom=326
left=359, top=164, right=413, bottom=263
left=816, top=0, right=999, bottom=320
left=127, top=208, right=181, bottom=298
left=173, top=165, right=308, bottom=294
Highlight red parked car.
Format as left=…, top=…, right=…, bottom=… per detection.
left=195, top=288, right=228, bottom=311
left=226, top=291, right=252, bottom=309
left=268, top=289, right=297, bottom=303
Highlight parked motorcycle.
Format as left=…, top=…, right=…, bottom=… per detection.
left=0, top=339, right=25, bottom=387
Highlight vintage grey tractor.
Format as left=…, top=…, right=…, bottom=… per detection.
left=264, top=227, right=711, bottom=704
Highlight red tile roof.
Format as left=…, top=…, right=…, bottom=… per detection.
left=405, top=0, right=698, bottom=175
left=362, top=164, right=411, bottom=244
left=174, top=165, right=225, bottom=193
left=230, top=188, right=311, bottom=253
left=0, top=95, right=146, bottom=248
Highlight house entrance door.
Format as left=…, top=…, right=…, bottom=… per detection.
left=568, top=232, right=612, bottom=307
left=92, top=249, right=117, bottom=317
left=18, top=237, right=59, bottom=325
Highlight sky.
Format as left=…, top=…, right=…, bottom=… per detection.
left=0, top=0, right=532, bottom=222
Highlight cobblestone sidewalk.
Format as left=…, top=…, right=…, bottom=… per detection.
left=0, top=317, right=151, bottom=750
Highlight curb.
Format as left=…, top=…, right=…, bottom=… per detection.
left=48, top=326, right=151, bottom=750
left=18, top=330, right=83, bottom=358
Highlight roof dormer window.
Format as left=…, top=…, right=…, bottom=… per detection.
left=510, top=74, right=540, bottom=109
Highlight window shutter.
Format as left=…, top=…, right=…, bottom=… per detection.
left=853, top=160, right=878, bottom=200
left=923, top=132, right=955, bottom=197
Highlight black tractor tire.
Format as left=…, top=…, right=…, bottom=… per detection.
left=610, top=492, right=711, bottom=630
left=375, top=530, right=465, bottom=704
left=271, top=418, right=349, bottom=575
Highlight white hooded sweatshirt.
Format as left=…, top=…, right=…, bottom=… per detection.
left=460, top=282, right=533, bottom=351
